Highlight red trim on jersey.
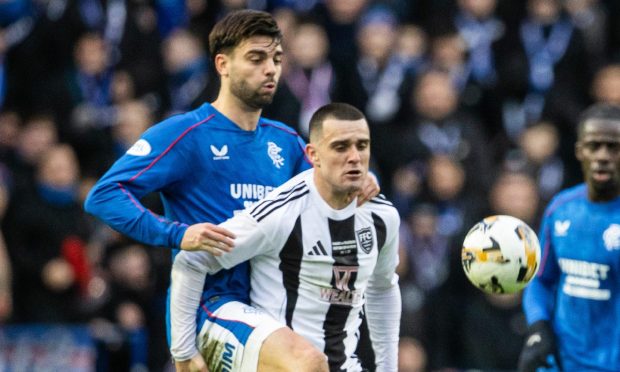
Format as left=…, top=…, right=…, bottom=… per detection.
left=200, top=303, right=256, bottom=329
left=118, top=182, right=145, bottom=212
left=118, top=182, right=182, bottom=224
left=128, top=114, right=215, bottom=182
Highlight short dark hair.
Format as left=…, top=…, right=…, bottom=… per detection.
left=308, top=103, right=366, bottom=142
left=577, top=103, right=620, bottom=138
left=208, top=10, right=282, bottom=63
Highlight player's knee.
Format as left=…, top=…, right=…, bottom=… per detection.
left=259, top=328, right=328, bottom=372
left=293, top=345, right=328, bottom=372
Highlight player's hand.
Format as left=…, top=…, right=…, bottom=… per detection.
left=175, top=353, right=208, bottom=372
left=180, top=223, right=236, bottom=255
left=518, top=320, right=562, bottom=372
left=355, top=172, right=380, bottom=206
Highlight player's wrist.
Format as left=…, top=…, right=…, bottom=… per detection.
left=528, top=320, right=552, bottom=333
left=171, top=349, right=200, bottom=363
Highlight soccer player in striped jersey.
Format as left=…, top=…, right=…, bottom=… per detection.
left=519, top=104, right=620, bottom=371
left=170, top=103, right=401, bottom=372
left=85, top=10, right=379, bottom=372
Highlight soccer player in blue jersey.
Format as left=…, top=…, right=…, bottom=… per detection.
left=84, top=10, right=378, bottom=372
left=519, top=103, right=620, bottom=372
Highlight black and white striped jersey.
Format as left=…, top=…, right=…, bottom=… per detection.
left=171, top=169, right=401, bottom=371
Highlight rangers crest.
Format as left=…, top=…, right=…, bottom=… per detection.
left=267, top=141, right=284, bottom=169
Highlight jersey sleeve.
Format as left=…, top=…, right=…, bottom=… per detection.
left=214, top=211, right=275, bottom=269
left=84, top=120, right=193, bottom=248
left=170, top=249, right=224, bottom=360
left=523, top=208, right=560, bottom=324
left=366, top=207, right=401, bottom=372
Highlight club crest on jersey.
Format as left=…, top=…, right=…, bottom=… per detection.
left=356, top=227, right=373, bottom=253
left=603, top=224, right=620, bottom=251
left=211, top=144, right=229, bottom=160
left=267, top=141, right=284, bottom=169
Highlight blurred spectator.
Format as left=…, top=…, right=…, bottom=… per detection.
left=564, top=0, right=607, bottom=62
left=398, top=69, right=493, bottom=193
left=40, top=32, right=118, bottom=137
left=488, top=170, right=541, bottom=225
left=497, top=0, right=591, bottom=144
left=3, top=143, right=92, bottom=323
left=91, top=243, right=160, bottom=371
left=420, top=155, right=483, bottom=238
left=452, top=0, right=508, bottom=145
left=265, top=18, right=334, bottom=137
left=591, top=63, right=620, bottom=106
left=455, top=0, right=503, bottom=87
left=5, top=114, right=58, bottom=192
left=161, top=29, right=215, bottom=115
left=398, top=336, right=427, bottom=372
left=390, top=162, right=424, bottom=216
left=504, top=121, right=566, bottom=202
left=313, top=0, right=370, bottom=65
left=394, top=24, right=427, bottom=76
left=0, top=164, right=13, bottom=323
left=112, top=100, right=154, bottom=155
left=333, top=5, right=409, bottom=124
left=0, top=110, right=21, bottom=161
left=398, top=203, right=451, bottom=342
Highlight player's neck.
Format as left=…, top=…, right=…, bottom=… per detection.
left=588, top=187, right=620, bottom=202
left=212, top=95, right=261, bottom=131
left=313, top=174, right=355, bottom=210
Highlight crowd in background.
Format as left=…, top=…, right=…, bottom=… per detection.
left=1, top=0, right=620, bottom=370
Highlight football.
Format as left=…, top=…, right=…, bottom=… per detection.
left=461, top=215, right=541, bottom=294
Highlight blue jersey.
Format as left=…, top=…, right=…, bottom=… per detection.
left=84, top=102, right=310, bottom=305
left=523, top=184, right=620, bottom=371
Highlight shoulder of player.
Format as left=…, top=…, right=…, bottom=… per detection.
left=247, top=177, right=311, bottom=222
left=259, top=118, right=302, bottom=138
left=144, top=107, right=215, bottom=139
left=543, top=183, right=588, bottom=218
left=362, top=194, right=399, bottom=218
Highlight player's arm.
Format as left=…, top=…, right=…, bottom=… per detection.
left=365, top=209, right=401, bottom=372
left=84, top=123, right=193, bottom=249
left=519, top=212, right=562, bottom=372
left=170, top=212, right=274, bottom=360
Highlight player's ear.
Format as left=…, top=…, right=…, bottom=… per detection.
left=306, top=144, right=320, bottom=167
left=575, top=141, right=584, bottom=161
left=214, top=54, right=229, bottom=77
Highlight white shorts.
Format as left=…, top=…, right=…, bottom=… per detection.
left=196, top=300, right=285, bottom=372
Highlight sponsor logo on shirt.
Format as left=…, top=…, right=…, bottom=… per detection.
left=319, top=287, right=363, bottom=305
left=230, top=183, right=275, bottom=212
left=211, top=144, right=229, bottom=160
left=554, top=220, right=570, bottom=236
left=332, top=240, right=357, bottom=256
left=603, top=224, right=620, bottom=251
left=356, top=227, right=373, bottom=253
left=559, top=258, right=611, bottom=301
left=126, top=139, right=151, bottom=156
left=267, top=141, right=284, bottom=169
